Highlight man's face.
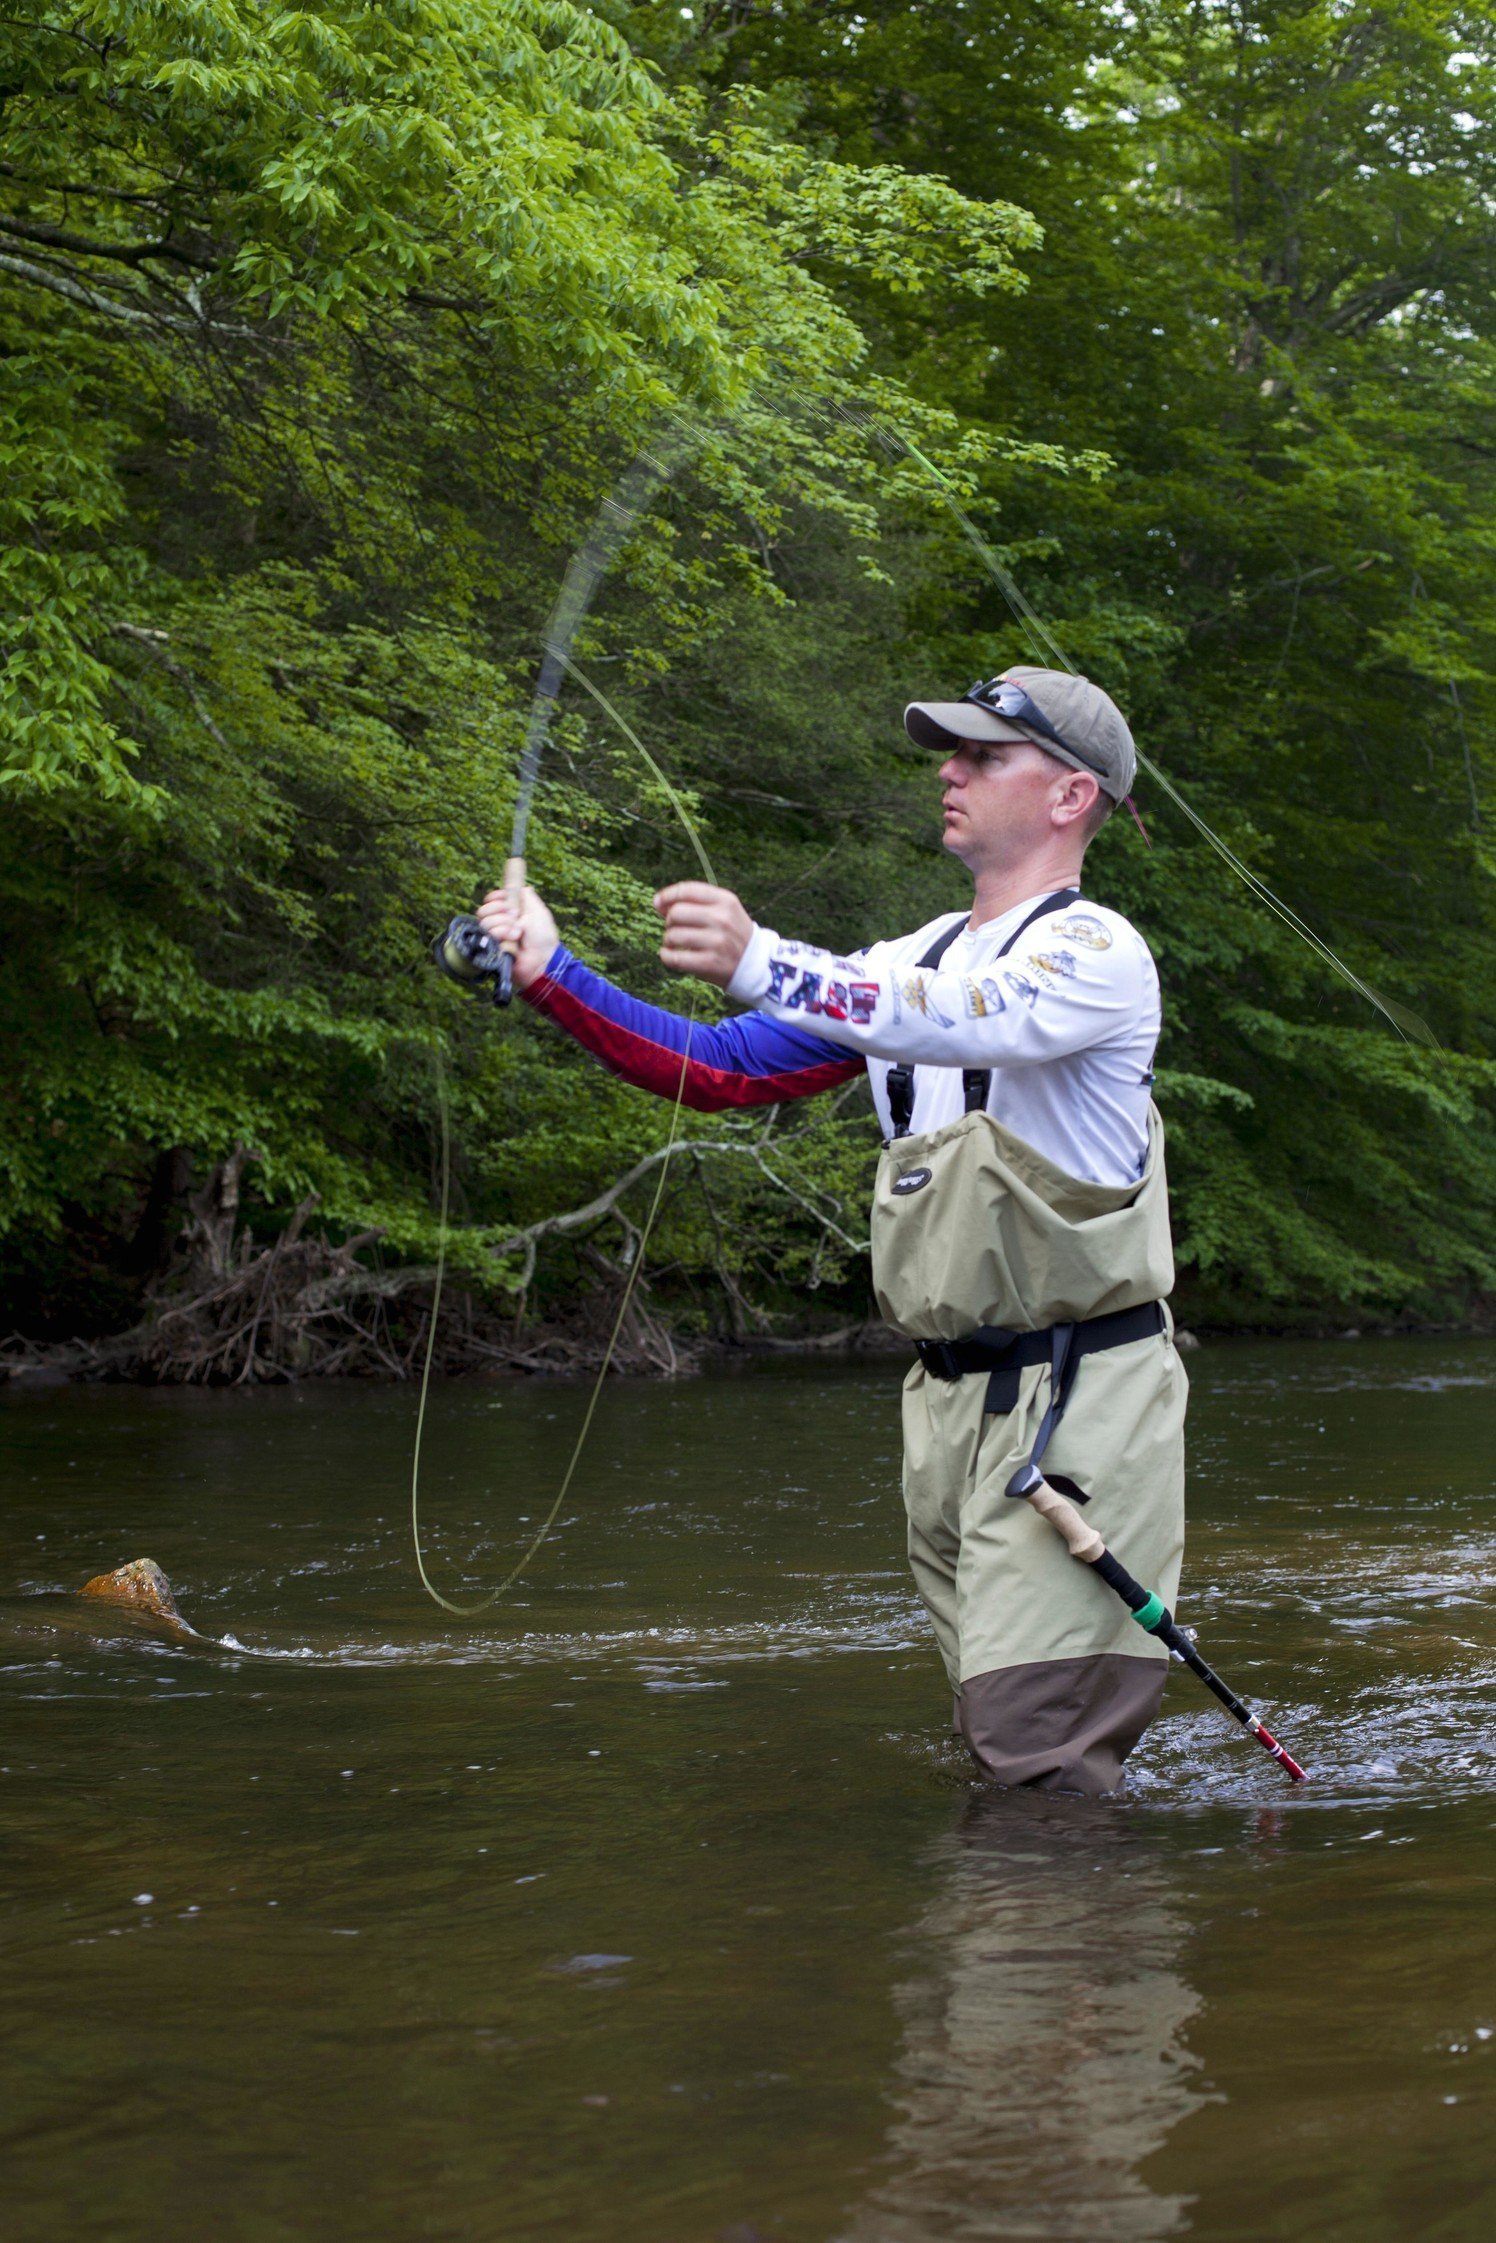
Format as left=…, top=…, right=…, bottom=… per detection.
left=938, top=738, right=1071, bottom=869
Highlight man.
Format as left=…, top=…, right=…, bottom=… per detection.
left=478, top=666, right=1187, bottom=1794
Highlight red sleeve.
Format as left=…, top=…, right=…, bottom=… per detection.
left=523, top=946, right=865, bottom=1111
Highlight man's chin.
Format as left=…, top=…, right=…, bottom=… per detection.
left=941, top=826, right=974, bottom=867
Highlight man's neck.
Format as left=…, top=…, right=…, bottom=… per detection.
left=968, top=851, right=1086, bottom=930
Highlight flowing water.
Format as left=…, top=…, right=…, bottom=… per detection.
left=2, top=1337, right=1493, bottom=2242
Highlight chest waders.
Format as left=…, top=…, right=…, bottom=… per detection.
left=874, top=893, right=1186, bottom=1795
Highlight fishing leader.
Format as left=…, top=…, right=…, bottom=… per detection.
left=478, top=667, right=1187, bottom=1795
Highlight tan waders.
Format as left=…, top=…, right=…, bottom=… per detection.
left=873, top=1100, right=1186, bottom=1795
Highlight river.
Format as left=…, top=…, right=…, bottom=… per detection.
left=3, top=1336, right=1493, bottom=2241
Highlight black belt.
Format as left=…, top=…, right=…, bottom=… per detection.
left=914, top=1300, right=1165, bottom=1420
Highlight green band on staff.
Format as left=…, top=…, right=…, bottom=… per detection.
left=1131, top=1592, right=1168, bottom=1633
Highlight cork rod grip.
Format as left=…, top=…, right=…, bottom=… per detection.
left=498, top=855, right=526, bottom=959
left=1023, top=1477, right=1106, bottom=1564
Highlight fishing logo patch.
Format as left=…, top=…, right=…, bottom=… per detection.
left=961, top=975, right=1007, bottom=1019
left=895, top=970, right=955, bottom=1028
left=765, top=958, right=878, bottom=1024
left=1053, top=913, right=1112, bottom=950
left=891, top=1166, right=933, bottom=1196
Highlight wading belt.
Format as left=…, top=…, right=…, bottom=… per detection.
left=884, top=886, right=1081, bottom=1140
left=914, top=1298, right=1165, bottom=1429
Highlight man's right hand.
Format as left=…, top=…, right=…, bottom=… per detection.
left=475, top=884, right=560, bottom=992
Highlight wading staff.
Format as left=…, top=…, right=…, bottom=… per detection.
left=1007, top=1463, right=1309, bottom=1783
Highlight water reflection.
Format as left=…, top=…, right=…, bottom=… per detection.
left=840, top=1795, right=1203, bottom=2243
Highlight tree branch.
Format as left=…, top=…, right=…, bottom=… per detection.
left=0, top=250, right=259, bottom=337
left=110, top=623, right=230, bottom=750
left=0, top=216, right=216, bottom=269
left=325, top=1136, right=869, bottom=1309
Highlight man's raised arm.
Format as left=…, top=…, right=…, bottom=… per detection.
left=474, top=884, right=863, bottom=1112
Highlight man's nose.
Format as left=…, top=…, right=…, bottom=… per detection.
left=939, top=754, right=964, bottom=786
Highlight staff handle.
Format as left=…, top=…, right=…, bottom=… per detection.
left=1021, top=1470, right=1309, bottom=1782
left=1023, top=1476, right=1106, bottom=1563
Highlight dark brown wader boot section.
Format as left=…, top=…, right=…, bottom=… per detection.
left=959, top=1653, right=1168, bottom=1795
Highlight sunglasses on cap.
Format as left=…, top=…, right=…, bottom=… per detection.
left=961, top=676, right=1108, bottom=780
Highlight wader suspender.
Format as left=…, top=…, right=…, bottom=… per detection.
left=884, top=887, right=1081, bottom=1140
left=886, top=883, right=1142, bottom=1474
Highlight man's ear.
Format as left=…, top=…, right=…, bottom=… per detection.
left=1052, top=769, right=1100, bottom=827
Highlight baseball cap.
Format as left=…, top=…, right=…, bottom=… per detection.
left=904, top=666, right=1137, bottom=802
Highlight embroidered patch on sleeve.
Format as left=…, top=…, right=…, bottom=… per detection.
left=961, top=975, right=1008, bottom=1019
left=1053, top=913, right=1112, bottom=950
left=899, top=970, right=955, bottom=1029
left=767, top=958, right=878, bottom=1024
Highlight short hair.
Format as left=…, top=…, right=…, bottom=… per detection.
left=1079, top=789, right=1115, bottom=844
left=1041, top=748, right=1112, bottom=843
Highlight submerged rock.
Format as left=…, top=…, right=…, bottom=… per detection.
left=79, top=1558, right=183, bottom=1627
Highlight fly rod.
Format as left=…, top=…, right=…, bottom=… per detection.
left=431, top=444, right=684, bottom=1005
left=1008, top=1464, right=1309, bottom=1783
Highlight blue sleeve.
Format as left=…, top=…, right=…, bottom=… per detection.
left=522, top=945, right=867, bottom=1110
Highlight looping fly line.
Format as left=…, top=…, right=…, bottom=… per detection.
left=410, top=980, right=708, bottom=1615
left=412, top=428, right=716, bottom=1613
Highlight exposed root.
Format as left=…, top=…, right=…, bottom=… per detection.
left=2, top=1126, right=873, bottom=1386
left=1, top=1148, right=710, bottom=1385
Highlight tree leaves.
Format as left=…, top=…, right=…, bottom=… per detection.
left=1, top=0, right=1491, bottom=1340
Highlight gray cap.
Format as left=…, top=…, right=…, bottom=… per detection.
left=904, top=666, right=1137, bottom=801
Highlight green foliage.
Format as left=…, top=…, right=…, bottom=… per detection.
left=1, top=0, right=1492, bottom=1344
left=652, top=0, right=1496, bottom=1326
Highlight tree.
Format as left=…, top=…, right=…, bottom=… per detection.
left=4, top=1, right=1493, bottom=1365
left=1, top=1, right=1059, bottom=1360
left=637, top=0, right=1496, bottom=1323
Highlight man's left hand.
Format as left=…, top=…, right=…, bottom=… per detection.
left=654, top=882, right=755, bottom=988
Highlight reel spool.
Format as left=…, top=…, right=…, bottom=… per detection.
left=431, top=914, right=513, bottom=1005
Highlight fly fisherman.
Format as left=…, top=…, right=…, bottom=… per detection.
left=478, top=669, right=1186, bottom=1795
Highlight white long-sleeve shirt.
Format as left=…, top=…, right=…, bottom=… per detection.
left=725, top=892, right=1160, bottom=1186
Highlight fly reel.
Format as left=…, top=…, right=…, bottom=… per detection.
left=431, top=914, right=513, bottom=1006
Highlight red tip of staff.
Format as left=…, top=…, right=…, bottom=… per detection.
left=1256, top=1723, right=1309, bottom=1783
left=1123, top=794, right=1152, bottom=847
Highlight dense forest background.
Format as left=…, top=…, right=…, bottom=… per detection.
left=3, top=0, right=1494, bottom=1376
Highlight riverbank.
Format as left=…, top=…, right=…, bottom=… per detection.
left=5, top=1296, right=1488, bottom=1388
left=0, top=1310, right=904, bottom=1388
